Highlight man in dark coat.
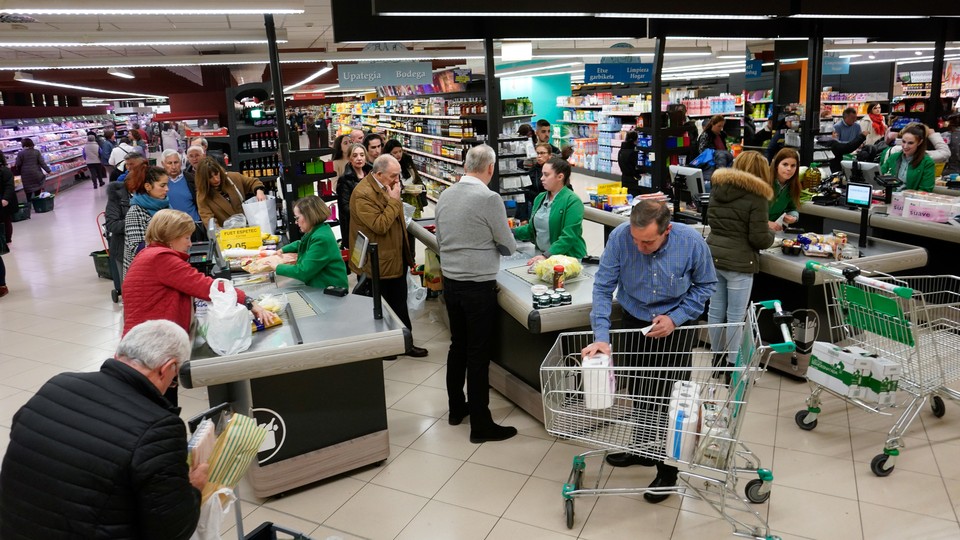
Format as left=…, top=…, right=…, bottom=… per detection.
left=0, top=320, right=208, bottom=540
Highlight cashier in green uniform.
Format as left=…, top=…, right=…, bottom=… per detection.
left=512, top=156, right=587, bottom=265
left=880, top=123, right=936, bottom=192
left=264, top=195, right=349, bottom=289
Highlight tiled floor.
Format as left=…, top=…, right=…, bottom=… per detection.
left=2, top=173, right=960, bottom=540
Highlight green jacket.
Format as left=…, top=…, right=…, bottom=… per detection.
left=278, top=224, right=348, bottom=289
left=706, top=168, right=775, bottom=274
left=767, top=180, right=798, bottom=221
left=513, top=187, right=587, bottom=259
left=880, top=151, right=935, bottom=192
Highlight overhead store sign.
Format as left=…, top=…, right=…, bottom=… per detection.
left=745, top=60, right=763, bottom=79
left=943, top=60, right=960, bottom=90
left=583, top=64, right=653, bottom=84
left=337, top=62, right=433, bottom=89
left=822, top=56, right=851, bottom=76
left=453, top=68, right=472, bottom=83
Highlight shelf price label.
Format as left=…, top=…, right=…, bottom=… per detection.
left=217, top=226, right=262, bottom=251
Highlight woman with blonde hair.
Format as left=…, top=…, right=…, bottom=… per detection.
left=194, top=156, right=266, bottom=226
left=705, top=150, right=775, bottom=376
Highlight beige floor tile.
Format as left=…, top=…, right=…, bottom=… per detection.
left=0, top=426, right=10, bottom=458
left=739, top=411, right=779, bottom=447
left=859, top=501, right=960, bottom=540
left=408, top=421, right=478, bottom=461
left=324, top=483, right=428, bottom=540
left=348, top=444, right=404, bottom=482
left=773, top=447, right=858, bottom=500
left=33, top=342, right=113, bottom=370
left=0, top=312, right=55, bottom=332
left=503, top=406, right=554, bottom=441
left=385, top=409, right=439, bottom=447
left=774, top=414, right=853, bottom=460
left=579, top=494, right=679, bottom=540
left=854, top=466, right=955, bottom=520
left=920, top=412, right=960, bottom=447
left=773, top=373, right=814, bottom=395
left=382, top=358, right=443, bottom=385
left=0, top=331, right=63, bottom=358
left=2, top=363, right=71, bottom=392
left=383, top=379, right=417, bottom=408
left=752, top=370, right=781, bottom=392
left=469, top=433, right=554, bottom=475
left=768, top=484, right=862, bottom=540
left=850, top=427, right=938, bottom=476
left=308, top=525, right=370, bottom=540
left=671, top=508, right=771, bottom=540
left=484, top=518, right=577, bottom=540
left=0, top=357, right=45, bottom=380
left=263, top=476, right=365, bottom=524
left=414, top=338, right=452, bottom=365
left=932, top=441, right=960, bottom=480
left=945, top=478, right=960, bottom=516
left=742, top=385, right=781, bottom=416
left=532, top=441, right=608, bottom=486
left=390, top=384, right=450, bottom=419
left=395, top=499, right=497, bottom=540
left=846, top=402, right=917, bottom=435
left=778, top=388, right=850, bottom=427
left=369, top=447, right=463, bottom=498
left=502, top=476, right=596, bottom=536
left=433, top=461, right=528, bottom=517
left=419, top=364, right=447, bottom=389
left=236, top=506, right=320, bottom=538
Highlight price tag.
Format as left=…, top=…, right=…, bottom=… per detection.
left=217, top=226, right=262, bottom=251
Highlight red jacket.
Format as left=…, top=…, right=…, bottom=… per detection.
left=122, top=244, right=246, bottom=336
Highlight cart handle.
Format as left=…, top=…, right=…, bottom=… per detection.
left=756, top=300, right=796, bottom=354
left=804, top=261, right=914, bottom=299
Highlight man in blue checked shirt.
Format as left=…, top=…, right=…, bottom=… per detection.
left=582, top=200, right=716, bottom=504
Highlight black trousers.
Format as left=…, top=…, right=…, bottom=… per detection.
left=443, top=278, right=499, bottom=427
left=380, top=274, right=412, bottom=330
left=87, top=163, right=105, bottom=186
left=620, top=311, right=693, bottom=481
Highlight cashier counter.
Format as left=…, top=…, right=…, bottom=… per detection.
left=180, top=274, right=411, bottom=498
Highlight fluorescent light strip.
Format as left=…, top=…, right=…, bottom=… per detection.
left=284, top=65, right=333, bottom=92
left=18, top=78, right=166, bottom=99
left=0, top=9, right=302, bottom=15
left=716, top=54, right=747, bottom=59
left=669, top=36, right=807, bottom=41
left=597, top=13, right=772, bottom=20
left=378, top=12, right=590, bottom=16
left=662, top=61, right=746, bottom=72
left=501, top=69, right=581, bottom=80
left=792, top=14, right=925, bottom=19
left=496, top=61, right=579, bottom=77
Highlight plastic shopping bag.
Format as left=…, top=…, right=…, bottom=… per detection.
left=407, top=272, right=427, bottom=319
left=189, top=487, right=236, bottom=540
left=423, top=249, right=443, bottom=291
left=205, top=279, right=252, bottom=356
left=242, top=195, right=277, bottom=235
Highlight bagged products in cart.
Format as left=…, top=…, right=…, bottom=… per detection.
left=697, top=401, right=732, bottom=469
left=581, top=354, right=615, bottom=410
left=205, top=279, right=252, bottom=356
left=666, top=381, right=701, bottom=462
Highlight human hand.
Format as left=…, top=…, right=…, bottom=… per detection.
left=387, top=180, right=402, bottom=200
left=646, top=315, right=676, bottom=338
left=581, top=341, right=611, bottom=359
left=281, top=253, right=298, bottom=264
left=251, top=303, right=280, bottom=325
left=0, top=200, right=7, bottom=207
left=189, top=462, right=209, bottom=491
left=768, top=221, right=783, bottom=232
left=526, top=255, right=546, bottom=266
left=256, top=190, right=267, bottom=202
left=782, top=215, right=797, bottom=225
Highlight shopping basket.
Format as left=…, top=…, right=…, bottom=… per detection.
left=794, top=261, right=960, bottom=477
left=540, top=301, right=794, bottom=539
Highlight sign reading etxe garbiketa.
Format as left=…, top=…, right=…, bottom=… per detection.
left=583, top=64, right=653, bottom=84
left=337, top=62, right=433, bottom=89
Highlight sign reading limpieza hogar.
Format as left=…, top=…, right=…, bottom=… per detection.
left=583, top=64, right=652, bottom=84
left=338, top=62, right=433, bottom=89
left=218, top=226, right=262, bottom=250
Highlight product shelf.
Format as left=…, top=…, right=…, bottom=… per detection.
left=46, top=152, right=83, bottom=165
left=379, top=112, right=471, bottom=120
left=560, top=104, right=604, bottom=109
left=419, top=171, right=455, bottom=186
left=405, top=147, right=464, bottom=165
left=426, top=194, right=439, bottom=204
left=556, top=120, right=598, bottom=125
left=503, top=114, right=536, bottom=119
left=382, top=127, right=476, bottom=143
left=0, top=125, right=104, bottom=142
left=499, top=170, right=528, bottom=177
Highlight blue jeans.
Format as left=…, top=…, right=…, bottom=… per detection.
left=707, top=269, right=754, bottom=364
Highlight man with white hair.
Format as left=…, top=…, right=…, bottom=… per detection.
left=183, top=145, right=206, bottom=177
left=349, top=129, right=364, bottom=145
left=0, top=320, right=208, bottom=540
left=161, top=149, right=199, bottom=221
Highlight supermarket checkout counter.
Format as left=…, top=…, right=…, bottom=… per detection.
left=407, top=219, right=618, bottom=421
left=180, top=276, right=410, bottom=497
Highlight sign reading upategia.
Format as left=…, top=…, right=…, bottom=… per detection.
left=337, top=62, right=434, bottom=89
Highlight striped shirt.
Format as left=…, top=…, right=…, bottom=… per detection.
left=590, top=221, right=717, bottom=343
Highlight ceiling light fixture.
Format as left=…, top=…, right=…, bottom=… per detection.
left=107, top=67, right=135, bottom=79
left=16, top=77, right=166, bottom=99
left=597, top=13, right=771, bottom=19
left=284, top=63, right=333, bottom=92
left=496, top=61, right=580, bottom=77
left=791, top=14, right=925, bottom=19
left=377, top=12, right=590, bottom=16
left=501, top=41, right=533, bottom=62
left=501, top=68, right=582, bottom=80
left=0, top=29, right=286, bottom=47
left=13, top=71, right=33, bottom=81
left=0, top=0, right=304, bottom=15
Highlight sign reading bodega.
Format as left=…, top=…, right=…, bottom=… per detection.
left=338, top=62, right=433, bottom=89
left=584, top=63, right=653, bottom=84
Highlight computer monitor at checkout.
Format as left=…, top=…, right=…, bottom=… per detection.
left=668, top=165, right=706, bottom=205
left=846, top=182, right=873, bottom=209
left=841, top=160, right=881, bottom=186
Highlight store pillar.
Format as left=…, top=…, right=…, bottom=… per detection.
left=801, top=23, right=823, bottom=166
left=484, top=36, right=502, bottom=193
left=650, top=36, right=666, bottom=190
left=929, top=22, right=947, bottom=127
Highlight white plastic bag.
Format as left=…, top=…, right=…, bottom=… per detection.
left=242, top=195, right=277, bottom=234
left=406, top=272, right=427, bottom=319
left=205, top=279, right=252, bottom=356
left=189, top=487, right=236, bottom=540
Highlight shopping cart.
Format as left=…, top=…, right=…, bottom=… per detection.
left=541, top=301, right=794, bottom=539
left=794, top=261, right=960, bottom=477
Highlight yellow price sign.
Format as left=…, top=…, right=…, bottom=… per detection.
left=217, top=226, right=262, bottom=251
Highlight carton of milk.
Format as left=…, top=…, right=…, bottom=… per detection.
left=581, top=354, right=616, bottom=410
left=807, top=342, right=870, bottom=399
left=859, top=355, right=902, bottom=407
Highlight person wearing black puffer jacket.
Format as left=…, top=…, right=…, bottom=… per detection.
left=0, top=320, right=207, bottom=540
left=705, top=151, right=775, bottom=376
left=617, top=130, right=640, bottom=195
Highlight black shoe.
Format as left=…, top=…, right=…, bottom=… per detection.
left=470, top=424, right=517, bottom=443
left=643, top=475, right=676, bottom=504
left=382, top=355, right=398, bottom=361
left=99, top=180, right=105, bottom=187
left=604, top=452, right=657, bottom=468
left=449, top=405, right=469, bottom=426
left=404, top=346, right=428, bottom=358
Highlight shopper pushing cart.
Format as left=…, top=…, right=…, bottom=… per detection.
left=542, top=302, right=794, bottom=539
left=795, top=261, right=960, bottom=477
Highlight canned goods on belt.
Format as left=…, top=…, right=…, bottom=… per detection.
left=550, top=293, right=562, bottom=306
left=560, top=293, right=572, bottom=305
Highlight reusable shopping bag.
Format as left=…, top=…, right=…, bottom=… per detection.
left=690, top=148, right=716, bottom=168
left=242, top=195, right=277, bottom=235
left=205, top=279, right=252, bottom=356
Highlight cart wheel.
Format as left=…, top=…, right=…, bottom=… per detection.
left=564, top=498, right=575, bottom=529
left=111, top=289, right=120, bottom=303
left=745, top=479, right=770, bottom=504
left=871, top=454, right=895, bottom=477
left=572, top=468, right=583, bottom=492
left=931, top=396, right=946, bottom=418
left=794, top=410, right=818, bottom=431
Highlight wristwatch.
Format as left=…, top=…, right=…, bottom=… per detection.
left=244, top=297, right=254, bottom=311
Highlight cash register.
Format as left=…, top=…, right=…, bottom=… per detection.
left=188, top=240, right=230, bottom=279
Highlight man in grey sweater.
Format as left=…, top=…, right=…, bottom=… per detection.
left=435, top=145, right=518, bottom=443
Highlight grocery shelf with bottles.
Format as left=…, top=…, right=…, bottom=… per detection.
left=681, top=94, right=741, bottom=118
left=743, top=90, right=774, bottom=120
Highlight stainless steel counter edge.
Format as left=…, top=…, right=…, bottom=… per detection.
left=179, top=328, right=408, bottom=388
left=799, top=202, right=960, bottom=244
